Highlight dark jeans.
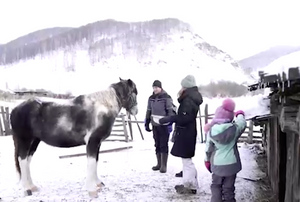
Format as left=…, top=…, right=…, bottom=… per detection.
left=211, top=173, right=237, bottom=202
left=153, top=125, right=170, bottom=154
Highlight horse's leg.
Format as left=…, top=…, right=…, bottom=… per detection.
left=27, top=138, right=40, bottom=192
left=17, top=138, right=35, bottom=196
left=86, top=136, right=102, bottom=198
left=95, top=142, right=105, bottom=188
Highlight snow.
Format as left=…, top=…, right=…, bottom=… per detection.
left=0, top=30, right=272, bottom=201
left=200, top=94, right=270, bottom=121
left=0, top=135, right=266, bottom=202
left=261, top=50, right=300, bottom=76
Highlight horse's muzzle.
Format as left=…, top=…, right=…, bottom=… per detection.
left=129, top=105, right=138, bottom=116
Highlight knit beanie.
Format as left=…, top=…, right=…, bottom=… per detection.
left=204, top=98, right=236, bottom=133
left=181, top=75, right=197, bottom=88
left=152, top=80, right=162, bottom=88
left=214, top=98, right=235, bottom=121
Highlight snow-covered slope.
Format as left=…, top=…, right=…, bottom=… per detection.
left=259, top=50, right=300, bottom=75
left=0, top=19, right=253, bottom=97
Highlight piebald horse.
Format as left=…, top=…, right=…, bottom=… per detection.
left=10, top=78, right=138, bottom=198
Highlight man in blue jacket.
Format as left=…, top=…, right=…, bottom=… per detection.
left=145, top=80, right=175, bottom=173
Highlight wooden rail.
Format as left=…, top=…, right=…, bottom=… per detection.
left=1, top=103, right=261, bottom=144
left=0, top=105, right=140, bottom=142
left=198, top=104, right=262, bottom=144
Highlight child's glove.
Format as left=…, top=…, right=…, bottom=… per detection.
left=204, top=161, right=212, bottom=173
left=235, top=110, right=245, bottom=117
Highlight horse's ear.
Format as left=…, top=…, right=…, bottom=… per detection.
left=119, top=77, right=124, bottom=81
left=127, top=79, right=133, bottom=86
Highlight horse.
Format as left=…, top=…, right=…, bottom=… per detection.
left=10, top=78, right=138, bottom=198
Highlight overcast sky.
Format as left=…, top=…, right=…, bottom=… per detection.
left=0, top=0, right=299, bottom=59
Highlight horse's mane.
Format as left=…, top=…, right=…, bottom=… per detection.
left=86, top=87, right=120, bottom=109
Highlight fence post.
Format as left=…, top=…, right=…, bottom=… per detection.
left=127, top=111, right=133, bottom=140
left=121, top=114, right=129, bottom=142
left=248, top=121, right=254, bottom=144
left=5, top=107, right=11, bottom=135
left=204, top=104, right=208, bottom=124
left=0, top=106, right=10, bottom=136
left=198, top=107, right=204, bottom=143
left=0, top=110, right=4, bottom=136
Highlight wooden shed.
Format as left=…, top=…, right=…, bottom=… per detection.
left=249, top=67, right=300, bottom=202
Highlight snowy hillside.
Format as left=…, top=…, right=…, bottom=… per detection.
left=0, top=19, right=253, bottom=97
left=262, top=50, right=300, bottom=75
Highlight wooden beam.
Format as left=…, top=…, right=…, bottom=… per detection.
left=134, top=115, right=144, bottom=140
left=0, top=106, right=10, bottom=136
left=279, top=106, right=299, bottom=134
left=248, top=121, right=254, bottom=144
left=58, top=146, right=133, bottom=159
left=127, top=112, right=133, bottom=140
left=121, top=114, right=129, bottom=142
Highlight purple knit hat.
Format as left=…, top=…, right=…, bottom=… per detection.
left=204, top=98, right=236, bottom=133
left=214, top=98, right=235, bottom=121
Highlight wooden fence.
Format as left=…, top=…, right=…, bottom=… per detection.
left=0, top=106, right=139, bottom=142
left=1, top=103, right=261, bottom=144
left=0, top=106, right=10, bottom=136
left=201, top=104, right=263, bottom=144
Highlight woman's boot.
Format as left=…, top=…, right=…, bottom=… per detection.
left=175, top=171, right=183, bottom=177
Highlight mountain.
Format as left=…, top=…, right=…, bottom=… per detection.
left=0, top=18, right=251, bottom=95
left=0, top=27, right=73, bottom=57
left=238, top=45, right=300, bottom=73
left=0, top=18, right=241, bottom=67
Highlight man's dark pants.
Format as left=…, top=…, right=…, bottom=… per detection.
left=153, top=125, right=170, bottom=153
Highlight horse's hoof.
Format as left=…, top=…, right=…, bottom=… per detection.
left=24, top=189, right=32, bottom=196
left=96, top=186, right=102, bottom=192
left=30, top=186, right=39, bottom=192
left=88, top=191, right=98, bottom=198
left=97, top=182, right=105, bottom=187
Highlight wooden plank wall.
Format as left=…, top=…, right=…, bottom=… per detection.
left=266, top=117, right=281, bottom=200
left=285, top=132, right=300, bottom=202
left=266, top=116, right=300, bottom=202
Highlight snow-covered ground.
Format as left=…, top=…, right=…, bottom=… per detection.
left=0, top=93, right=270, bottom=201
left=0, top=133, right=266, bottom=202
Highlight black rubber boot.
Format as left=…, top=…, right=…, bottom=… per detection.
left=152, top=153, right=161, bottom=171
left=175, top=171, right=183, bottom=177
left=160, top=153, right=168, bottom=173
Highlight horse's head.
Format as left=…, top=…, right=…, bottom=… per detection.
left=114, top=77, right=138, bottom=116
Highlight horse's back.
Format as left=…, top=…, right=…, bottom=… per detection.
left=11, top=98, right=42, bottom=135
left=10, top=97, right=93, bottom=147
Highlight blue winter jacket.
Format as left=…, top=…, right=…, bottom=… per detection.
left=204, top=114, right=247, bottom=176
